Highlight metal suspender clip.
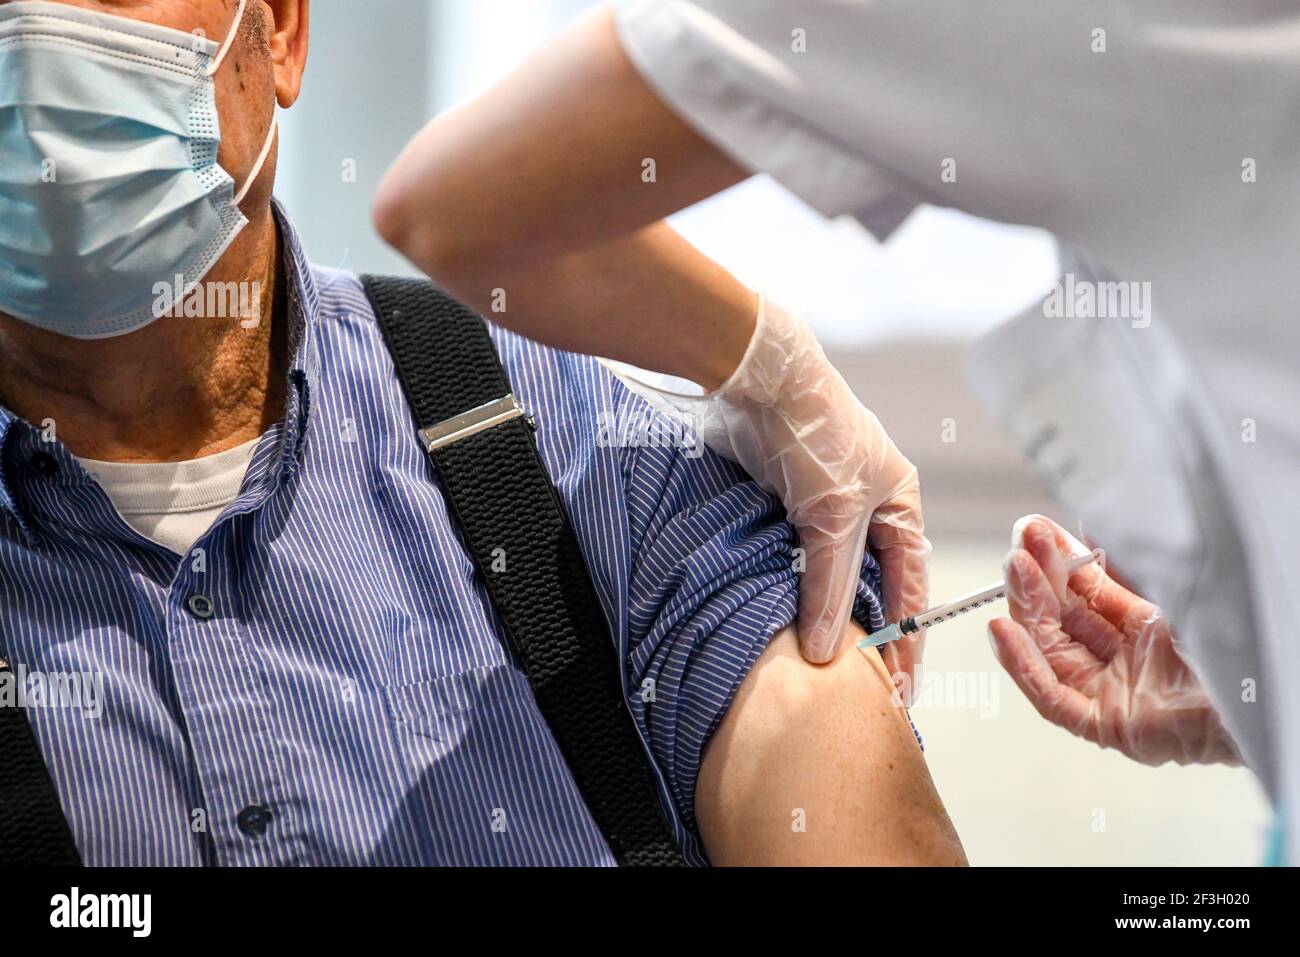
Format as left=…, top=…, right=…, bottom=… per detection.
left=419, top=393, right=533, bottom=452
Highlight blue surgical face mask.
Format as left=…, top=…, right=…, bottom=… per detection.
left=0, top=0, right=277, bottom=339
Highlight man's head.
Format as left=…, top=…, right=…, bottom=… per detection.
left=7, top=0, right=308, bottom=216
left=0, top=0, right=312, bottom=463
left=0, top=0, right=310, bottom=339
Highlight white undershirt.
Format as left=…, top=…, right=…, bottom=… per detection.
left=76, top=438, right=261, bottom=555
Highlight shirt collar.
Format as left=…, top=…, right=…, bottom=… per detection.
left=272, top=198, right=322, bottom=476
left=0, top=198, right=323, bottom=539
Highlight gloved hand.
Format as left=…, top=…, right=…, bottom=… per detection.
left=607, top=295, right=930, bottom=676
left=989, top=515, right=1240, bottom=767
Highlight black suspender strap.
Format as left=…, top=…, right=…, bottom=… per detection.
left=361, top=275, right=684, bottom=867
left=0, top=656, right=82, bottom=866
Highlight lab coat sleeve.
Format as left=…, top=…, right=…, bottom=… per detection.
left=617, top=0, right=924, bottom=238
left=616, top=0, right=1282, bottom=256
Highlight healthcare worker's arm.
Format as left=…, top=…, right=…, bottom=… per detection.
left=989, top=516, right=1240, bottom=767
left=696, top=622, right=967, bottom=865
left=374, top=4, right=930, bottom=670
left=374, top=10, right=751, bottom=389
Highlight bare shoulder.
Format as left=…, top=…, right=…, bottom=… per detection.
left=696, top=623, right=967, bottom=866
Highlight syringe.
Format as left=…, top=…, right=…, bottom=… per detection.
left=858, top=550, right=1101, bottom=650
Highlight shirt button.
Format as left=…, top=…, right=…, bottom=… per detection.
left=30, top=451, right=58, bottom=477
left=237, top=804, right=273, bottom=837
left=185, top=593, right=215, bottom=620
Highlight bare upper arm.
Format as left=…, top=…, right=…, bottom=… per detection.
left=696, top=623, right=967, bottom=866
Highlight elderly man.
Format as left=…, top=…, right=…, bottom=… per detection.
left=0, top=0, right=963, bottom=866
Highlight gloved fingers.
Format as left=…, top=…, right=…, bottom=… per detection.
left=1036, top=524, right=1164, bottom=647
left=1015, top=516, right=1152, bottom=639
left=1003, top=547, right=1062, bottom=634
left=1018, top=521, right=1126, bottom=664
left=1004, top=549, right=1108, bottom=689
left=870, top=517, right=930, bottom=619
left=1057, top=599, right=1127, bottom=663
left=867, top=497, right=930, bottom=614
left=1076, top=564, right=1163, bottom=638
left=988, top=616, right=1095, bottom=735
left=1018, top=519, right=1077, bottom=605
left=794, top=517, right=870, bottom=665
left=1064, top=557, right=1108, bottom=611
left=869, top=517, right=930, bottom=702
left=1011, top=514, right=1080, bottom=553
left=866, top=481, right=930, bottom=614
left=1014, top=514, right=1099, bottom=592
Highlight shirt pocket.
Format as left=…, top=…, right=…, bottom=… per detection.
left=387, top=667, right=494, bottom=750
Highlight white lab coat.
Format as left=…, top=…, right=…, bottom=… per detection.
left=618, top=0, right=1300, bottom=861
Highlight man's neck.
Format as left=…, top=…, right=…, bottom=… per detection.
left=0, top=207, right=289, bottom=464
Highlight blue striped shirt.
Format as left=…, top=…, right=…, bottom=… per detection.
left=0, top=205, right=885, bottom=866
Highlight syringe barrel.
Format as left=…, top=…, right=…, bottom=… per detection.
left=866, top=550, right=1099, bottom=645
left=913, top=584, right=1007, bottom=630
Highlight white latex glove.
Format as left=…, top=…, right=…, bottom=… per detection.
left=606, top=296, right=931, bottom=675
left=989, top=515, right=1240, bottom=767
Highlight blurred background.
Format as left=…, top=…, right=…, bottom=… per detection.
left=276, top=0, right=1271, bottom=865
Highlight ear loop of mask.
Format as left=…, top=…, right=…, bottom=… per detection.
left=234, top=115, right=277, bottom=206
left=204, top=0, right=278, bottom=207
left=205, top=0, right=248, bottom=77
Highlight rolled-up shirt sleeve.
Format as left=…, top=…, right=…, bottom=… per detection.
left=613, top=382, right=887, bottom=861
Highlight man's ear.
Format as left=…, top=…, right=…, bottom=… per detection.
left=263, top=0, right=310, bottom=109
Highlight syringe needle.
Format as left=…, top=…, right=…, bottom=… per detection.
left=857, top=550, right=1100, bottom=651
